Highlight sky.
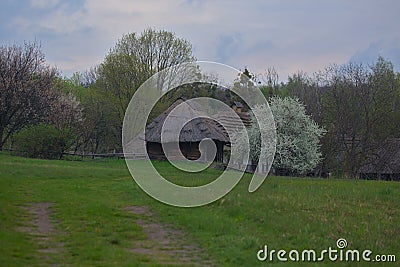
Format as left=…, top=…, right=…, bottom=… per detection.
left=1, top=0, right=400, bottom=80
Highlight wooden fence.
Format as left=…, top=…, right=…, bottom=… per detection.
left=62, top=151, right=146, bottom=160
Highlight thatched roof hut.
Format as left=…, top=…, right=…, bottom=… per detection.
left=145, top=98, right=230, bottom=162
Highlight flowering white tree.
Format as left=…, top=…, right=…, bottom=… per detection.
left=234, top=96, right=325, bottom=174
left=270, top=96, right=325, bottom=173
left=232, top=104, right=275, bottom=166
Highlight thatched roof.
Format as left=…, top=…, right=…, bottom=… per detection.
left=145, top=98, right=230, bottom=143
left=214, top=110, right=251, bottom=134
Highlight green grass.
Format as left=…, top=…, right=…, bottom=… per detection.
left=0, top=152, right=399, bottom=266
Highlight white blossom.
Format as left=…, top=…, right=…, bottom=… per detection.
left=234, top=96, right=325, bottom=174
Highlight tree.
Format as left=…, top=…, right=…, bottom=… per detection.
left=46, top=78, right=85, bottom=154
left=270, top=96, right=325, bottom=174
left=262, top=67, right=279, bottom=88
left=92, top=29, right=195, bottom=151
left=236, top=97, right=325, bottom=175
left=0, top=42, right=57, bottom=150
left=286, top=71, right=323, bottom=123
left=320, top=58, right=400, bottom=177
left=79, top=88, right=120, bottom=153
left=96, top=28, right=195, bottom=124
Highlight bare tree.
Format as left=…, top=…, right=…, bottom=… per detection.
left=261, top=66, right=279, bottom=88
left=0, top=42, right=57, bottom=149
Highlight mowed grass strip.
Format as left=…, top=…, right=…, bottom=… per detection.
left=0, top=152, right=399, bottom=266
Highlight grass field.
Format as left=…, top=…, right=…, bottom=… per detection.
left=0, top=152, right=399, bottom=266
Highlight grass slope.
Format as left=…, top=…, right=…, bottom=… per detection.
left=0, top=153, right=399, bottom=266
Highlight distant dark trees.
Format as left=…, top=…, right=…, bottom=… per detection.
left=243, top=59, right=400, bottom=177
left=268, top=57, right=400, bottom=177
left=319, top=58, right=400, bottom=177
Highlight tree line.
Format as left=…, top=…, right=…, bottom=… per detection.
left=260, top=58, right=400, bottom=177
left=1, top=29, right=399, bottom=178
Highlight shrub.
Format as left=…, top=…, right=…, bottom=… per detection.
left=13, top=124, right=67, bottom=159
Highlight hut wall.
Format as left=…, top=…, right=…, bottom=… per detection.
left=180, top=142, right=201, bottom=160
left=215, top=141, right=224, bottom=163
left=146, top=141, right=224, bottom=162
left=146, top=142, right=201, bottom=161
left=146, top=142, right=165, bottom=160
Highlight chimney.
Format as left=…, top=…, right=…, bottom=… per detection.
left=232, top=101, right=243, bottom=113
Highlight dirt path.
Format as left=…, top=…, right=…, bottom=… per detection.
left=18, top=202, right=64, bottom=266
left=124, top=206, right=215, bottom=266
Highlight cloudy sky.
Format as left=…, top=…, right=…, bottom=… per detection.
left=1, top=0, right=399, bottom=80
